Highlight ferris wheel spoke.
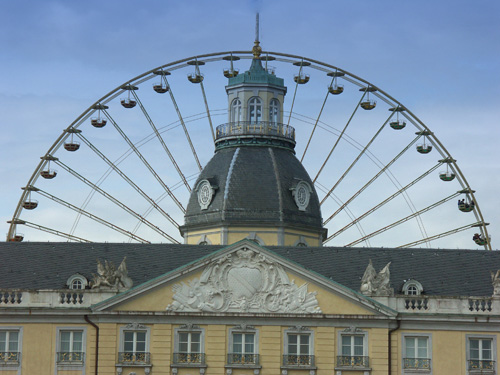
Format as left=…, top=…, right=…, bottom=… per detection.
left=53, top=159, right=179, bottom=243
left=318, top=111, right=395, bottom=206
left=127, top=89, right=194, bottom=196
left=343, top=191, right=462, bottom=246
left=325, top=162, right=443, bottom=240
left=189, top=61, right=215, bottom=141
left=322, top=135, right=420, bottom=224
left=76, top=134, right=180, bottom=228
left=161, top=74, right=202, bottom=171
left=397, top=222, right=484, bottom=248
left=301, top=77, right=334, bottom=163
left=32, top=186, right=150, bottom=243
left=313, top=90, right=367, bottom=184
left=286, top=62, right=306, bottom=126
left=11, top=219, right=92, bottom=243
left=101, top=108, right=187, bottom=210
left=316, top=182, right=370, bottom=246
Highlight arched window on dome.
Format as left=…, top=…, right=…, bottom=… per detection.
left=248, top=97, right=262, bottom=124
left=231, top=98, right=242, bottom=123
left=269, top=98, right=280, bottom=124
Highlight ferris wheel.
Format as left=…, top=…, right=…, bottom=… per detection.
left=7, top=50, right=492, bottom=250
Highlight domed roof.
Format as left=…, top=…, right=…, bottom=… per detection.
left=181, top=146, right=324, bottom=233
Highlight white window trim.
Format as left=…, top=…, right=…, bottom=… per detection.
left=173, top=325, right=206, bottom=369
left=402, top=280, right=423, bottom=296
left=269, top=98, right=280, bottom=123
left=66, top=274, right=88, bottom=289
left=466, top=334, right=497, bottom=374
left=118, top=324, right=151, bottom=367
left=247, top=97, right=262, bottom=123
left=401, top=333, right=432, bottom=375
left=246, top=232, right=265, bottom=246
left=282, top=326, right=315, bottom=370
left=0, top=326, right=22, bottom=372
left=336, top=327, right=370, bottom=373
left=226, top=325, right=260, bottom=371
left=231, top=98, right=242, bottom=123
left=55, top=327, right=86, bottom=369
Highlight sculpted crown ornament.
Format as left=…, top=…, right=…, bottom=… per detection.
left=167, top=247, right=321, bottom=313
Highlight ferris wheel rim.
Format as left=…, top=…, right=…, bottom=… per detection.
left=7, top=50, right=491, bottom=249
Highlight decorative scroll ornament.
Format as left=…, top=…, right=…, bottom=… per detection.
left=360, top=260, right=393, bottom=296
left=290, top=181, right=312, bottom=211
left=492, top=270, right=500, bottom=297
left=167, top=248, right=321, bottom=313
left=196, top=179, right=217, bottom=210
left=91, top=257, right=133, bottom=291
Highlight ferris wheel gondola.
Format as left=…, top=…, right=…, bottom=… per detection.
left=6, top=50, right=491, bottom=250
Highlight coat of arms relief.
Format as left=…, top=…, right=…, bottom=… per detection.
left=167, top=248, right=321, bottom=313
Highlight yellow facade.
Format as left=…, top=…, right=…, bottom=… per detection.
left=1, top=242, right=499, bottom=375
left=184, top=226, right=322, bottom=246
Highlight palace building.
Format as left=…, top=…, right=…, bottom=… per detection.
left=1, top=39, right=499, bottom=375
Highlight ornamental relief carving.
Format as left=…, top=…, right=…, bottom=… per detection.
left=166, top=248, right=321, bottom=313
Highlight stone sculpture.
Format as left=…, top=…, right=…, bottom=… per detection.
left=91, top=257, right=133, bottom=291
left=167, top=247, right=321, bottom=313
left=360, top=259, right=393, bottom=296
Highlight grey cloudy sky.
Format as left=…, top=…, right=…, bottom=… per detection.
left=1, top=0, right=499, bottom=248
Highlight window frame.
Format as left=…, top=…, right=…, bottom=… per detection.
left=231, top=98, right=242, bottom=123
left=0, top=327, right=22, bottom=368
left=118, top=324, right=151, bottom=365
left=173, top=325, right=206, bottom=367
left=402, top=280, right=423, bottom=296
left=282, top=327, right=315, bottom=369
left=66, top=274, right=88, bottom=290
left=402, top=333, right=432, bottom=374
left=247, top=97, right=262, bottom=123
left=269, top=98, right=280, bottom=124
left=227, top=325, right=260, bottom=368
left=336, top=327, right=369, bottom=370
left=466, top=334, right=497, bottom=374
left=55, top=327, right=86, bottom=367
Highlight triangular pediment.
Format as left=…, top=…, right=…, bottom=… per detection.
left=93, top=241, right=395, bottom=317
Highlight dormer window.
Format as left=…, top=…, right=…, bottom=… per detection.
left=269, top=99, right=280, bottom=124
left=66, top=274, right=88, bottom=290
left=248, top=97, right=262, bottom=123
left=402, top=279, right=423, bottom=296
left=231, top=98, right=242, bottom=123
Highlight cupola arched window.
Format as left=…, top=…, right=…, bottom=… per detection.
left=231, top=98, right=242, bottom=123
left=248, top=97, right=262, bottom=124
left=269, top=99, right=280, bottom=124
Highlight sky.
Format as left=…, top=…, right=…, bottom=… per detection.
left=1, top=0, right=499, bottom=249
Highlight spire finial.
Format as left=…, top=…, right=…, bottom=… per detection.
left=252, top=13, right=262, bottom=59
left=255, top=13, right=260, bottom=43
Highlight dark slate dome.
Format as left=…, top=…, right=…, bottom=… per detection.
left=181, top=146, right=324, bottom=233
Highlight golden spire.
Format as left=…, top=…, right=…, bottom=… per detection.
left=252, top=13, right=262, bottom=59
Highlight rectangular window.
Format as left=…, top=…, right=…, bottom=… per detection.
left=284, top=332, right=313, bottom=367
left=404, top=337, right=431, bottom=370
left=288, top=334, right=310, bottom=355
left=469, top=338, right=494, bottom=371
left=120, top=330, right=149, bottom=364
left=58, top=330, right=84, bottom=363
left=228, top=332, right=257, bottom=365
left=337, top=332, right=368, bottom=368
left=174, top=328, right=205, bottom=365
left=0, top=330, right=20, bottom=364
